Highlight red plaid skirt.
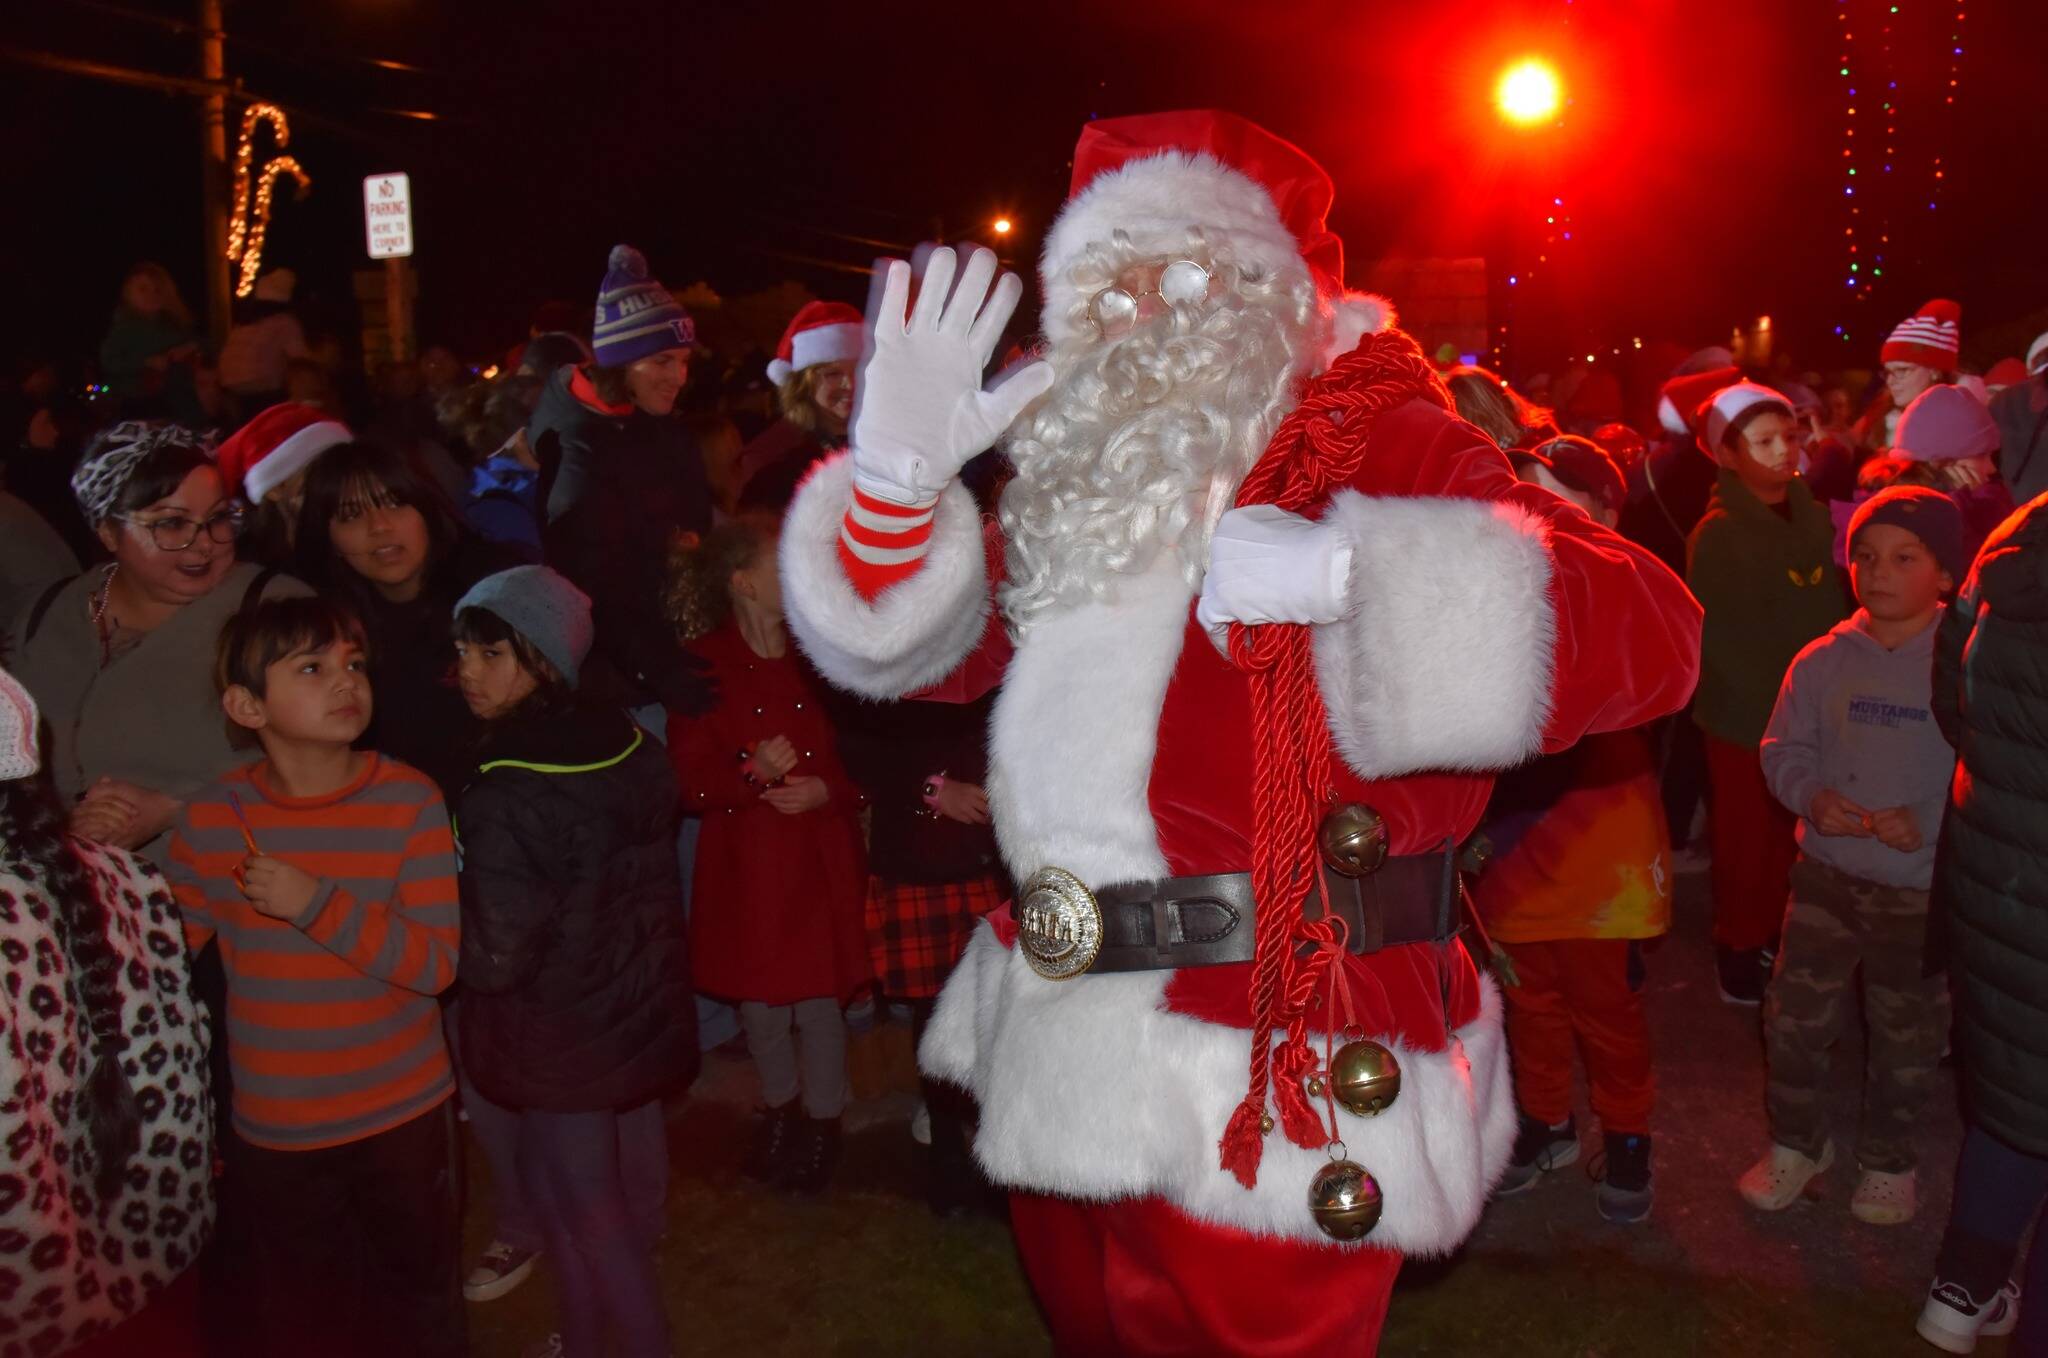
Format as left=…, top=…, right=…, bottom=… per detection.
left=865, top=874, right=1006, bottom=999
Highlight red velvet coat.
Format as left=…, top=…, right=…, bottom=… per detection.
left=668, top=624, right=868, bottom=1004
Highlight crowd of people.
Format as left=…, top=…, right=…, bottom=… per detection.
left=1, top=213, right=2046, bottom=1358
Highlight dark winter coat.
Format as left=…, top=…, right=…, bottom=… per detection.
left=529, top=367, right=714, bottom=715
left=836, top=691, right=1002, bottom=886
left=1991, top=377, right=2048, bottom=507
left=1933, top=491, right=2048, bottom=1156
left=348, top=534, right=526, bottom=803
left=455, top=706, right=697, bottom=1112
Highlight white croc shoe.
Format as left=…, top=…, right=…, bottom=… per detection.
left=1737, top=1141, right=1835, bottom=1211
left=1849, top=1167, right=1916, bottom=1225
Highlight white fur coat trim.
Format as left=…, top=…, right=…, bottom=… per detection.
left=779, top=452, right=990, bottom=701
left=1314, top=492, right=1557, bottom=780
left=921, top=926, right=1515, bottom=1255
left=1321, top=291, right=1397, bottom=371
left=985, top=556, right=1191, bottom=888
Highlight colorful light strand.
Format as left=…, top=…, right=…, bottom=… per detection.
left=225, top=103, right=311, bottom=299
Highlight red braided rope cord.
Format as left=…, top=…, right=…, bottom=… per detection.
left=1215, top=328, right=1452, bottom=1189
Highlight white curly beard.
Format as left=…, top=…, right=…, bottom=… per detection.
left=997, top=234, right=1322, bottom=633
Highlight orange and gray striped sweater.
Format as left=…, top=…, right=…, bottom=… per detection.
left=165, top=754, right=459, bottom=1150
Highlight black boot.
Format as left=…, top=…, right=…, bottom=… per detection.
left=780, top=1115, right=841, bottom=1195
left=741, top=1101, right=799, bottom=1183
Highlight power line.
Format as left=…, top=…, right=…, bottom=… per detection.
left=53, top=0, right=439, bottom=78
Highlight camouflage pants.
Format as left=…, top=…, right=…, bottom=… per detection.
left=1764, top=855, right=1950, bottom=1174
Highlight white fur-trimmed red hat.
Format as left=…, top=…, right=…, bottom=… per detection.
left=216, top=401, right=351, bottom=504
left=1038, top=110, right=1390, bottom=359
left=766, top=301, right=863, bottom=385
left=1881, top=299, right=1962, bottom=370
left=1700, top=380, right=1793, bottom=455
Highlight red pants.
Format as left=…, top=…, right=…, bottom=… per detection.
left=1009, top=1191, right=1401, bottom=1357
left=1499, top=938, right=1654, bottom=1134
left=1704, top=733, right=1799, bottom=952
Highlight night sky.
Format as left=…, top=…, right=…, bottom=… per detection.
left=9, top=0, right=2046, bottom=380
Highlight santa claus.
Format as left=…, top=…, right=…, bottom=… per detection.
left=781, top=111, right=1701, bottom=1354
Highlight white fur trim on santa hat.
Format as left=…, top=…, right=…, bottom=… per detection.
left=766, top=322, right=863, bottom=386
left=1313, top=491, right=1556, bottom=779
left=781, top=451, right=991, bottom=700
left=1039, top=152, right=1308, bottom=348
left=1699, top=381, right=1789, bottom=457
left=2027, top=330, right=2048, bottom=376
left=1320, top=291, right=1398, bottom=370
left=243, top=420, right=351, bottom=504
left=920, top=927, right=1514, bottom=1254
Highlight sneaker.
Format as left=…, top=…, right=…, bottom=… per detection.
left=1849, top=1166, right=1917, bottom=1225
left=910, top=1101, right=932, bottom=1146
left=1716, top=945, right=1769, bottom=1006
left=1737, top=1140, right=1834, bottom=1211
left=462, top=1238, right=540, bottom=1302
left=781, top=1115, right=842, bottom=1195
left=1495, top=1114, right=1579, bottom=1196
left=1591, top=1132, right=1654, bottom=1224
left=741, top=1100, right=799, bottom=1183
left=1917, top=1278, right=2021, bottom=1354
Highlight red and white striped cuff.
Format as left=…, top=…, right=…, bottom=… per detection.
left=839, top=485, right=941, bottom=600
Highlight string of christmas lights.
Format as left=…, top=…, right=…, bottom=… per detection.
left=225, top=103, right=312, bottom=299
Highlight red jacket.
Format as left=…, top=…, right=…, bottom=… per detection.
left=668, top=624, right=867, bottom=1004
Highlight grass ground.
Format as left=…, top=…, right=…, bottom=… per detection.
left=467, top=868, right=1991, bottom=1357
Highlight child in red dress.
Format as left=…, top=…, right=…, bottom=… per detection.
left=665, top=515, right=868, bottom=1192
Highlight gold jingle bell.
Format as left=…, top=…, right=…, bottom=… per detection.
left=1318, top=802, right=1388, bottom=878
left=1307, top=1157, right=1384, bottom=1241
left=1331, top=1038, right=1402, bottom=1118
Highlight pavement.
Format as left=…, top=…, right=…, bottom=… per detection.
left=466, top=864, right=1988, bottom=1357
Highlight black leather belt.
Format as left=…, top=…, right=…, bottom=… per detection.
left=1081, top=850, right=1457, bottom=975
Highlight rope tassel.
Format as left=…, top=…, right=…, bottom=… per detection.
left=1213, top=330, right=1452, bottom=1190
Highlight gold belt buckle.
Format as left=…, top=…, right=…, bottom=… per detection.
left=1017, top=867, right=1104, bottom=981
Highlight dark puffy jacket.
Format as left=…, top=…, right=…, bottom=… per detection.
left=1934, top=491, right=2048, bottom=1155
left=455, top=707, right=698, bottom=1112
left=528, top=367, right=714, bottom=714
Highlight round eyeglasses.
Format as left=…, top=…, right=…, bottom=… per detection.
left=1089, top=259, right=1214, bottom=338
left=117, top=504, right=246, bottom=552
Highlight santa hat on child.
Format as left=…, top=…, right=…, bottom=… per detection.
left=1037, top=109, right=1393, bottom=365
left=215, top=402, right=351, bottom=503
left=765, top=301, right=863, bottom=385
left=1984, top=357, right=2029, bottom=393
left=1700, top=380, right=1792, bottom=456
left=1656, top=365, right=1740, bottom=438
left=1881, top=299, right=1962, bottom=371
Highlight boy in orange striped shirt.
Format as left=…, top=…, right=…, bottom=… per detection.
left=164, top=597, right=463, bottom=1358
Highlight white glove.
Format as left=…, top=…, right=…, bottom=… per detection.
left=850, top=246, right=1055, bottom=506
left=1195, top=505, right=1356, bottom=637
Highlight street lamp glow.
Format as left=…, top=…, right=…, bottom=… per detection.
left=1496, top=59, right=1562, bottom=126
left=992, top=217, right=1013, bottom=235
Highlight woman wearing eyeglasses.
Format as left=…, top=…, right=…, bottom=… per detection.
left=3, top=420, right=310, bottom=859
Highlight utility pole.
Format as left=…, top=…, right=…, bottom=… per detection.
left=198, top=0, right=230, bottom=348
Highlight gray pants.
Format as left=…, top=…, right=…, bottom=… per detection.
left=739, top=998, right=848, bottom=1119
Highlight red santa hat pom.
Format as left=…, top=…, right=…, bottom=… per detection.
left=1880, top=299, right=1962, bottom=370
left=1700, top=380, right=1791, bottom=456
left=1656, top=365, right=1740, bottom=439
left=216, top=402, right=352, bottom=504
left=1321, top=291, right=1397, bottom=368
left=1039, top=110, right=1345, bottom=347
left=765, top=301, right=864, bottom=386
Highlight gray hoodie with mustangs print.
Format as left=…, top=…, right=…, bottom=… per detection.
left=1760, top=607, right=1956, bottom=891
